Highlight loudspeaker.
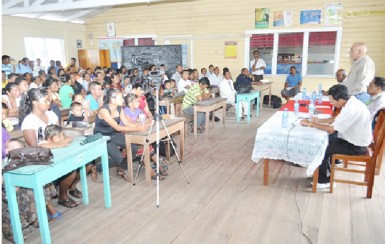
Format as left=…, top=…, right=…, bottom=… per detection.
left=76, top=40, right=82, bottom=48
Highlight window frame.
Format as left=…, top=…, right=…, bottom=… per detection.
left=244, top=27, right=342, bottom=77
left=24, top=37, right=66, bottom=68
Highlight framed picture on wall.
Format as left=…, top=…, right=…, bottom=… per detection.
left=106, top=22, right=116, bottom=37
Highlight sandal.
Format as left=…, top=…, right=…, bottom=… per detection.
left=91, top=165, right=98, bottom=182
left=49, top=211, right=62, bottom=221
left=58, top=197, right=79, bottom=208
left=117, top=168, right=130, bottom=181
left=151, top=174, right=165, bottom=180
left=69, top=188, right=82, bottom=198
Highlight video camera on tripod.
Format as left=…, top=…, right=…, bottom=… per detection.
left=148, top=70, right=163, bottom=88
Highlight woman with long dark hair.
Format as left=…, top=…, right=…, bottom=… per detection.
left=19, top=88, right=81, bottom=208
left=94, top=88, right=167, bottom=180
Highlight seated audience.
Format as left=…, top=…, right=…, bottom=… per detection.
left=19, top=88, right=81, bottom=208
left=59, top=74, right=75, bottom=109
left=110, top=72, right=123, bottom=91
left=66, top=102, right=88, bottom=126
left=234, top=68, right=254, bottom=119
left=15, top=57, right=32, bottom=74
left=2, top=103, right=14, bottom=132
left=93, top=89, right=150, bottom=180
left=177, top=70, right=191, bottom=94
left=122, top=94, right=168, bottom=178
left=281, top=66, right=302, bottom=102
left=2, top=82, right=21, bottom=127
left=219, top=70, right=236, bottom=109
left=171, top=65, right=183, bottom=83
left=182, top=77, right=211, bottom=133
left=29, top=76, right=43, bottom=89
left=131, top=84, right=153, bottom=119
left=366, top=76, right=385, bottom=123
left=199, top=68, right=207, bottom=79
left=15, top=77, right=29, bottom=95
left=85, top=81, right=103, bottom=116
left=301, top=84, right=372, bottom=189
left=208, top=67, right=222, bottom=87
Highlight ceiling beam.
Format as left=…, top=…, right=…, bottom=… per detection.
left=32, top=0, right=47, bottom=6
left=3, top=0, right=166, bottom=15
left=63, top=9, right=94, bottom=21
left=3, top=0, right=23, bottom=9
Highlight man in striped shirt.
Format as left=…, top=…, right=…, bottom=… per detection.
left=182, top=77, right=211, bottom=132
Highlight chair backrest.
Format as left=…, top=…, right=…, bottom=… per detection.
left=372, top=109, right=385, bottom=158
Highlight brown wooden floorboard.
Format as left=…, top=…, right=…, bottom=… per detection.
left=3, top=105, right=385, bottom=244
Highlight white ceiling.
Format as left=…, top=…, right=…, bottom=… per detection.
left=2, top=0, right=170, bottom=24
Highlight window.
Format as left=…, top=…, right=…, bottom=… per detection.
left=245, top=27, right=341, bottom=76
left=24, top=37, right=66, bottom=68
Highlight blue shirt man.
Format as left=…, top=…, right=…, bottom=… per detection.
left=281, top=66, right=302, bottom=102
left=15, top=57, right=32, bottom=74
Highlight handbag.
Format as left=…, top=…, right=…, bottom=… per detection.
left=237, top=83, right=252, bottom=94
left=3, top=147, right=53, bottom=172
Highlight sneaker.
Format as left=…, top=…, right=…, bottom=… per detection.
left=311, top=182, right=336, bottom=189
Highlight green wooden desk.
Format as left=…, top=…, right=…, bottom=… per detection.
left=3, top=136, right=111, bottom=244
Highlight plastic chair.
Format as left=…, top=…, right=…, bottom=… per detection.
left=329, top=109, right=385, bottom=198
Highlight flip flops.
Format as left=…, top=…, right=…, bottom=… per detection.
left=58, top=197, right=79, bottom=208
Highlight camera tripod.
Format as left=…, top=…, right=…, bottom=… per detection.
left=134, top=82, right=189, bottom=207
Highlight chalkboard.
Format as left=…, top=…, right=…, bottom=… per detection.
left=121, top=45, right=182, bottom=76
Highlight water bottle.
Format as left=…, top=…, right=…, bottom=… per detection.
left=318, top=83, right=323, bottom=104
left=38, top=127, right=44, bottom=144
left=302, top=88, right=307, bottom=100
left=139, top=111, right=146, bottom=124
left=308, top=101, right=315, bottom=115
left=311, top=91, right=317, bottom=104
left=294, top=99, right=299, bottom=116
left=282, top=108, right=289, bottom=128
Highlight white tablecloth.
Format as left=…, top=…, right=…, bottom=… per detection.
left=251, top=111, right=329, bottom=176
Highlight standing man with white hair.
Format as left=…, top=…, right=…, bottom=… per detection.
left=343, top=42, right=375, bottom=103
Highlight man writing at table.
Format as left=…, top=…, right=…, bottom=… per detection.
left=301, top=84, right=372, bottom=189
left=182, top=77, right=211, bottom=133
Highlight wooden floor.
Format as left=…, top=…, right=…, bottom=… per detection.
left=4, top=105, right=385, bottom=244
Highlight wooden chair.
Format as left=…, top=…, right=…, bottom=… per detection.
left=329, top=109, right=385, bottom=198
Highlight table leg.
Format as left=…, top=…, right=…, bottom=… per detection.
left=180, top=124, right=184, bottom=161
left=125, top=138, right=133, bottom=183
left=194, top=108, right=197, bottom=139
left=260, top=90, right=263, bottom=112
left=33, top=185, right=51, bottom=244
left=312, top=167, right=319, bottom=193
left=171, top=102, right=175, bottom=115
left=145, top=144, right=151, bottom=187
left=263, top=158, right=269, bottom=185
left=256, top=92, right=260, bottom=117
left=247, top=99, right=251, bottom=123
left=101, top=146, right=112, bottom=208
left=205, top=111, right=210, bottom=137
left=268, top=85, right=272, bottom=107
left=236, top=98, right=240, bottom=123
left=222, top=103, right=225, bottom=126
left=4, top=177, right=24, bottom=244
left=79, top=165, right=89, bottom=205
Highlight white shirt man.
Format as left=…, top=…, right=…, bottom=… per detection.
left=249, top=50, right=266, bottom=81
left=171, top=65, right=183, bottom=82
left=208, top=67, right=223, bottom=87
left=177, top=70, right=191, bottom=94
left=366, top=77, right=385, bottom=121
left=219, top=72, right=236, bottom=105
